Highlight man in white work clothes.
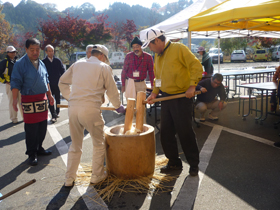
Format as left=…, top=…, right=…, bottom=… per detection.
left=59, top=44, right=125, bottom=187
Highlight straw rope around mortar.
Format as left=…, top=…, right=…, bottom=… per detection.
left=75, top=156, right=179, bottom=202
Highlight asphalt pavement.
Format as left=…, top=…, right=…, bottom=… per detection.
left=1, top=61, right=280, bottom=210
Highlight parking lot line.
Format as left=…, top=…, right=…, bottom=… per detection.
left=202, top=121, right=274, bottom=146
left=47, top=121, right=108, bottom=209
left=172, top=125, right=223, bottom=210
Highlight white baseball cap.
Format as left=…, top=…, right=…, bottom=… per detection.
left=141, top=28, right=165, bottom=49
left=92, top=44, right=110, bottom=65
left=6, top=46, right=17, bottom=53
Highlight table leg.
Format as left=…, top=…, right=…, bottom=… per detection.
left=255, top=90, right=264, bottom=122
left=260, top=90, right=269, bottom=124
left=242, top=89, right=252, bottom=119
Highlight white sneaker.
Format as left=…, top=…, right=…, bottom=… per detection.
left=12, top=119, right=18, bottom=124
left=208, top=114, right=218, bottom=120
left=90, top=172, right=107, bottom=184
left=64, top=179, right=75, bottom=188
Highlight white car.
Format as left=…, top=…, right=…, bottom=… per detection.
left=109, top=52, right=125, bottom=69
left=231, top=50, right=246, bottom=62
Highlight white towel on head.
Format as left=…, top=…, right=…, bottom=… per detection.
left=125, top=78, right=136, bottom=99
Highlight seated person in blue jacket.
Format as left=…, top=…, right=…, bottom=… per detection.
left=195, top=73, right=227, bottom=121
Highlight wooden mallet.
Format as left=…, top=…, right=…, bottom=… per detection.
left=142, top=91, right=201, bottom=104
left=123, top=98, right=136, bottom=134
left=135, top=91, right=147, bottom=132
left=58, top=104, right=116, bottom=111
left=123, top=90, right=202, bottom=134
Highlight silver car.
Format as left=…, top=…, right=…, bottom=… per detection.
left=272, top=45, right=280, bottom=61
left=209, top=48, right=223, bottom=63
left=231, top=50, right=246, bottom=62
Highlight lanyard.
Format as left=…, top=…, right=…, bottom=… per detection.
left=133, top=54, right=143, bottom=70
left=159, top=41, right=171, bottom=80
left=158, top=41, right=171, bottom=57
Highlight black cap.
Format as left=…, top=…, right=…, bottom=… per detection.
left=130, top=37, right=142, bottom=47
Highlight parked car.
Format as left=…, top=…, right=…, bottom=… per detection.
left=109, top=52, right=125, bottom=69
left=253, top=49, right=268, bottom=62
left=209, top=48, right=223, bottom=63
left=231, top=50, right=246, bottom=62
left=69, top=51, right=86, bottom=65
left=272, top=45, right=280, bottom=61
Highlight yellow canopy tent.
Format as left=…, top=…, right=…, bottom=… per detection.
left=189, top=0, right=280, bottom=32
left=188, top=0, right=280, bottom=70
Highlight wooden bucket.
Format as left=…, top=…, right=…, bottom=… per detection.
left=105, top=123, right=155, bottom=179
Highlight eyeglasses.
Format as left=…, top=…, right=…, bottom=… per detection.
left=132, top=46, right=141, bottom=50
left=213, top=81, right=221, bottom=86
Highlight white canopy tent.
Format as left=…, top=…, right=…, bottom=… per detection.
left=139, top=0, right=234, bottom=71
left=139, top=0, right=226, bottom=41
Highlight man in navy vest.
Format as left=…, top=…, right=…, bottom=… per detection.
left=42, top=44, right=65, bottom=123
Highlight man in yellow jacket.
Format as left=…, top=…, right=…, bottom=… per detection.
left=143, top=28, right=203, bottom=176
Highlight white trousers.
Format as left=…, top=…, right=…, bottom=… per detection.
left=196, top=99, right=227, bottom=118
left=65, top=106, right=105, bottom=184
left=6, top=83, right=23, bottom=122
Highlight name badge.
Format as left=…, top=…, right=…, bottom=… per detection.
left=155, top=79, right=161, bottom=87
left=133, top=71, right=139, bottom=77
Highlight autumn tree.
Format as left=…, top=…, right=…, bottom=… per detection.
left=82, top=14, right=111, bottom=46
left=110, top=21, right=125, bottom=52
left=248, top=37, right=280, bottom=49
left=11, top=31, right=36, bottom=57
left=0, top=5, right=14, bottom=54
left=122, top=19, right=137, bottom=51
left=37, top=13, right=111, bottom=58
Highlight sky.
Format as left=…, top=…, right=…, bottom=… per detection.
left=4, top=0, right=182, bottom=12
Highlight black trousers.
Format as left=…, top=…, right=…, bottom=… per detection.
left=24, top=120, right=47, bottom=156
left=49, top=85, right=61, bottom=118
left=160, top=93, right=199, bottom=167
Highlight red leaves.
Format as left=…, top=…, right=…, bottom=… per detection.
left=121, top=19, right=137, bottom=46
left=109, top=19, right=137, bottom=52
left=248, top=37, right=278, bottom=48
left=37, top=13, right=111, bottom=51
